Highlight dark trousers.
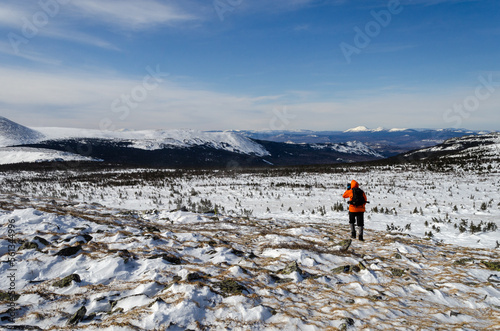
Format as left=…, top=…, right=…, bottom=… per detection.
left=349, top=212, right=364, bottom=227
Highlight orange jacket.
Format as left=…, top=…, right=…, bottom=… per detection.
left=342, top=180, right=367, bottom=212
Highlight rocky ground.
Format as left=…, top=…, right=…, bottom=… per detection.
left=1, top=194, right=499, bottom=330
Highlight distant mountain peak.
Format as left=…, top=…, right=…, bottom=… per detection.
left=344, top=126, right=388, bottom=133
left=344, top=126, right=371, bottom=132
left=388, top=128, right=409, bottom=132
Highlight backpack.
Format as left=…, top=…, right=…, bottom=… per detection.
left=350, top=187, right=366, bottom=207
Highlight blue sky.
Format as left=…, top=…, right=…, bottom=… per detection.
left=1, top=0, right=499, bottom=131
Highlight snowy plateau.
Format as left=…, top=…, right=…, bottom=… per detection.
left=0, top=161, right=500, bottom=330
left=0, top=116, right=499, bottom=330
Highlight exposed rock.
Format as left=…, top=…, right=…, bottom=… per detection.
left=488, top=274, right=500, bottom=283
left=67, top=306, right=86, bottom=325
left=369, top=295, right=383, bottom=301
left=1, top=325, right=42, bottom=330
left=187, top=272, right=205, bottom=282
left=340, top=317, right=355, bottom=330
left=215, top=279, right=247, bottom=296
left=332, top=265, right=361, bottom=274
left=145, top=226, right=160, bottom=233
left=338, top=239, right=352, bottom=252
left=18, top=241, right=38, bottom=251
left=279, top=261, right=302, bottom=275
left=56, top=245, right=82, bottom=257
left=82, top=234, right=93, bottom=242
left=0, top=291, right=20, bottom=301
left=116, top=249, right=135, bottom=263
left=231, top=248, right=245, bottom=257
left=52, top=274, right=82, bottom=288
left=34, top=236, right=50, bottom=246
left=454, top=258, right=474, bottom=265
left=482, top=261, right=500, bottom=271
left=270, top=274, right=294, bottom=284
left=390, top=268, right=405, bottom=277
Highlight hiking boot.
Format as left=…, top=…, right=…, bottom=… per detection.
left=358, top=234, right=364, bottom=241
left=351, top=232, right=356, bottom=239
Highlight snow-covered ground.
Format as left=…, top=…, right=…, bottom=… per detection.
left=0, top=165, right=499, bottom=329
left=0, top=147, right=100, bottom=165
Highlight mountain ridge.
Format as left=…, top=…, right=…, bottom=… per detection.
left=0, top=116, right=496, bottom=167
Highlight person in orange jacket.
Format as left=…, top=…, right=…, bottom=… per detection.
left=342, top=180, right=368, bottom=241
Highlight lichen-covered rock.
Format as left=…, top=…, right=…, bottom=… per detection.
left=216, top=279, right=247, bottom=296
left=18, top=241, right=38, bottom=251
left=482, top=261, right=500, bottom=271
left=454, top=258, right=474, bottom=265
left=340, top=317, right=355, bottom=330
left=332, top=265, right=360, bottom=274
left=390, top=268, right=405, bottom=277
left=52, top=274, right=82, bottom=288
left=0, top=290, right=20, bottom=301
left=270, top=274, right=294, bottom=284
left=338, top=239, right=352, bottom=252
left=279, top=261, right=302, bottom=275
left=67, top=306, right=86, bottom=325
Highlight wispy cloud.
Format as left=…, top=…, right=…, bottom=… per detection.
left=2, top=65, right=498, bottom=131
left=0, top=41, right=62, bottom=65
left=0, top=66, right=283, bottom=130
left=0, top=6, right=25, bottom=28
left=69, top=0, right=199, bottom=30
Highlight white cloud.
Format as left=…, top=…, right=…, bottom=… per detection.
left=0, top=66, right=282, bottom=130
left=0, top=5, right=29, bottom=28
left=69, top=0, right=198, bottom=30
left=0, top=41, right=62, bottom=64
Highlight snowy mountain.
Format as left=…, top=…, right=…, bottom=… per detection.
left=399, top=132, right=500, bottom=164
left=0, top=116, right=45, bottom=147
left=238, top=128, right=487, bottom=157
left=0, top=116, right=494, bottom=167
left=344, top=126, right=385, bottom=132
left=0, top=117, right=387, bottom=167
left=310, top=141, right=383, bottom=158
left=35, top=127, right=270, bottom=157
